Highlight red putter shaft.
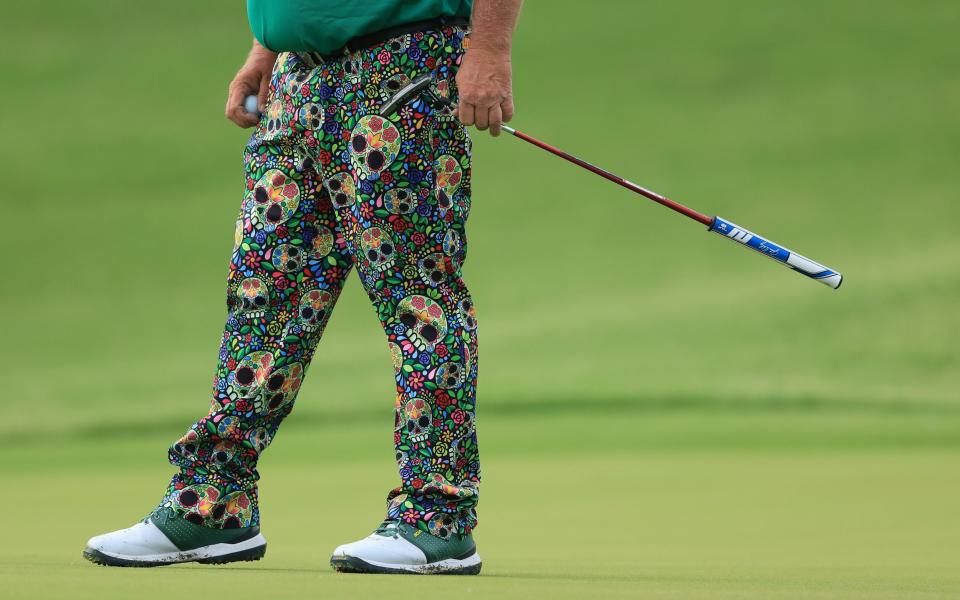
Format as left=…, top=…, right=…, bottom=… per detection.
left=500, top=125, right=714, bottom=227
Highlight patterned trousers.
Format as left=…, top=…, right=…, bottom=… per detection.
left=158, top=25, right=479, bottom=538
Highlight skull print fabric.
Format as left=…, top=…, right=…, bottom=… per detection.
left=158, top=25, right=480, bottom=536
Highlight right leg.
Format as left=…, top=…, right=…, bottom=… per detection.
left=84, top=53, right=353, bottom=567
left=159, top=85, right=354, bottom=531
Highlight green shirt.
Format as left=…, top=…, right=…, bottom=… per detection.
left=247, top=0, right=473, bottom=54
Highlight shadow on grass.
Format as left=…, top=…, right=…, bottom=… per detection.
left=178, top=564, right=657, bottom=582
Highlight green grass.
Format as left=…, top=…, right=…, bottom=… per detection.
left=3, top=416, right=960, bottom=598
left=1, top=0, right=959, bottom=598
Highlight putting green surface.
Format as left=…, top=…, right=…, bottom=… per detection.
left=3, top=416, right=960, bottom=599
left=2, top=0, right=958, bottom=598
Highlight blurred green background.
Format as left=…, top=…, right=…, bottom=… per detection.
left=1, top=0, right=958, bottom=598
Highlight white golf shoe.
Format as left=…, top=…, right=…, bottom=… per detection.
left=83, top=508, right=266, bottom=567
left=331, top=519, right=481, bottom=575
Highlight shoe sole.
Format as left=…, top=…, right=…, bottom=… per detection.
left=83, top=534, right=267, bottom=567
left=330, top=552, right=482, bottom=575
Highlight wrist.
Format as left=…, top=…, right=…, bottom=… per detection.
left=464, top=43, right=512, bottom=63
left=466, top=35, right=512, bottom=55
left=250, top=39, right=278, bottom=61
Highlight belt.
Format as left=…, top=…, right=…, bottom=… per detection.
left=304, top=16, right=470, bottom=64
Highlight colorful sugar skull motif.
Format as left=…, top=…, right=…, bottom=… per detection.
left=175, top=484, right=219, bottom=526
left=247, top=427, right=271, bottom=453
left=310, top=225, right=335, bottom=258
left=443, top=228, right=461, bottom=256
left=172, top=429, right=199, bottom=460
left=383, top=187, right=418, bottom=214
left=218, top=491, right=254, bottom=529
left=252, top=362, right=304, bottom=415
left=434, top=154, right=463, bottom=210
left=216, top=415, right=241, bottom=437
left=342, top=55, right=363, bottom=85
left=382, top=34, right=412, bottom=56
left=297, top=102, right=324, bottom=130
left=380, top=73, right=412, bottom=100
left=284, top=68, right=309, bottom=96
left=233, top=217, right=244, bottom=252
left=396, top=295, right=447, bottom=352
left=161, top=24, right=479, bottom=536
left=271, top=243, right=304, bottom=272
left=418, top=252, right=448, bottom=287
left=172, top=485, right=253, bottom=529
left=325, top=171, right=356, bottom=208
left=248, top=169, right=300, bottom=230
left=235, top=277, right=270, bottom=318
left=263, top=100, right=284, bottom=139
left=398, top=397, right=432, bottom=445
left=395, top=449, right=410, bottom=470
left=360, top=226, right=397, bottom=272
left=350, top=115, right=401, bottom=179
left=457, top=297, right=477, bottom=330
left=212, top=440, right=236, bottom=466
left=229, top=350, right=274, bottom=399
left=435, top=361, right=466, bottom=389
left=428, top=513, right=457, bottom=540
left=388, top=342, right=403, bottom=371
left=298, top=289, right=333, bottom=332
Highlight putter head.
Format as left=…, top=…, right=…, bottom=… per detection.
left=379, top=73, right=434, bottom=117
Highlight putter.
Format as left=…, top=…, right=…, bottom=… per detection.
left=501, top=125, right=842, bottom=289
left=246, top=72, right=435, bottom=119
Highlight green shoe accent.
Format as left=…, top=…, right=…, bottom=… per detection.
left=375, top=520, right=476, bottom=563
left=150, top=508, right=260, bottom=551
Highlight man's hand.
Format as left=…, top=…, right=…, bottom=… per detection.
left=457, top=0, right=522, bottom=137
left=456, top=47, right=514, bottom=137
left=226, top=41, right=278, bottom=128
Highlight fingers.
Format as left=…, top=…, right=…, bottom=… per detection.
left=226, top=81, right=259, bottom=128
left=501, top=96, right=515, bottom=123
left=457, top=94, right=515, bottom=137
left=475, top=103, right=490, bottom=131
left=487, top=104, right=503, bottom=137
left=458, top=99, right=476, bottom=127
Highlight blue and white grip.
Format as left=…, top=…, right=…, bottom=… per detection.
left=709, top=216, right=842, bottom=289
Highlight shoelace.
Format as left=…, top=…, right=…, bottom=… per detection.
left=373, top=519, right=402, bottom=538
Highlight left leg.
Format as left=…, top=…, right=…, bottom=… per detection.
left=323, top=23, right=482, bottom=574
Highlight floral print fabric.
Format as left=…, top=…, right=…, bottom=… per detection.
left=158, top=25, right=480, bottom=536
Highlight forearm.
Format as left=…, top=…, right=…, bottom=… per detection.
left=469, top=0, right=522, bottom=52
left=456, top=0, right=521, bottom=135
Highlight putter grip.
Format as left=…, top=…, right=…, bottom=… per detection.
left=709, top=216, right=842, bottom=289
